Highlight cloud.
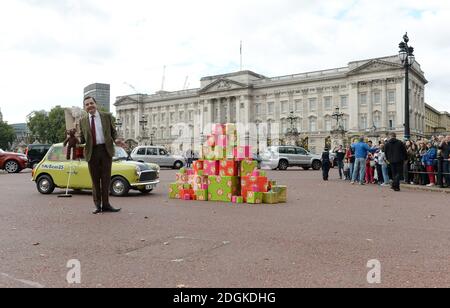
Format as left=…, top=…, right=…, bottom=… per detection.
left=1, top=0, right=450, bottom=124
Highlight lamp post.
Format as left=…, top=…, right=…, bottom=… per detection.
left=139, top=115, right=148, bottom=144
left=150, top=127, right=156, bottom=146
left=398, top=32, right=415, bottom=141
left=331, top=106, right=344, bottom=130
left=285, top=111, right=299, bottom=146
left=255, top=121, right=260, bottom=156
left=115, top=118, right=123, bottom=136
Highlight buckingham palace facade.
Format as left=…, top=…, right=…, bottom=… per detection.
left=114, top=55, right=427, bottom=154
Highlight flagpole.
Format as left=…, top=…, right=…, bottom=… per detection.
left=240, top=40, right=242, bottom=71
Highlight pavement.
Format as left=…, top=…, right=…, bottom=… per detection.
left=0, top=168, right=449, bottom=288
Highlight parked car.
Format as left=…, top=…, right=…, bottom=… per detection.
left=260, top=146, right=322, bottom=171
left=0, top=149, right=28, bottom=173
left=26, top=144, right=51, bottom=169
left=32, top=144, right=160, bottom=196
left=130, top=146, right=185, bottom=169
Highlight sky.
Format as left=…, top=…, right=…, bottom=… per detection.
left=1, top=0, right=450, bottom=124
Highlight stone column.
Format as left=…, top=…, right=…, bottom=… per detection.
left=396, top=78, right=404, bottom=130
left=226, top=97, right=231, bottom=124
left=349, top=82, right=359, bottom=131
left=367, top=81, right=373, bottom=130
left=381, top=79, right=388, bottom=130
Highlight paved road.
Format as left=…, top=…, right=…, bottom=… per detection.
left=0, top=168, right=449, bottom=288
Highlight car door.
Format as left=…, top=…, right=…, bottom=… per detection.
left=146, top=147, right=159, bottom=165
left=283, top=147, right=297, bottom=165
left=295, top=147, right=309, bottom=165
left=133, top=147, right=147, bottom=162
left=158, top=148, right=170, bottom=167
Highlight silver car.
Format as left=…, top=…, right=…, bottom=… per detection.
left=260, top=146, right=322, bottom=171
left=130, top=146, right=185, bottom=169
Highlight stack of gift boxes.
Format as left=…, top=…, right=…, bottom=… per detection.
left=168, top=123, right=287, bottom=205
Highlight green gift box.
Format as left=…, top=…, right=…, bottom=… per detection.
left=195, top=189, right=208, bottom=201
left=263, top=192, right=279, bottom=204
left=207, top=176, right=240, bottom=202
left=246, top=191, right=263, bottom=204
left=197, top=170, right=204, bottom=176
left=205, top=146, right=216, bottom=160
left=183, top=183, right=192, bottom=189
left=235, top=196, right=244, bottom=203
left=226, top=146, right=235, bottom=159
left=240, top=159, right=258, bottom=177
left=179, top=167, right=187, bottom=174
left=214, top=146, right=227, bottom=160
left=259, top=171, right=267, bottom=177
left=272, top=185, right=287, bottom=203
left=168, top=183, right=182, bottom=199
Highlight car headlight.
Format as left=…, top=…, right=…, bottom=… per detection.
left=135, top=165, right=141, bottom=176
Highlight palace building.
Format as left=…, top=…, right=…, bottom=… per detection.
left=115, top=55, right=427, bottom=154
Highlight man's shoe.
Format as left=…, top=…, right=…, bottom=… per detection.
left=394, top=188, right=401, bottom=192
left=92, top=208, right=102, bottom=214
left=102, top=204, right=121, bottom=213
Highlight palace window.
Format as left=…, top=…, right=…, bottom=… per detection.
left=360, top=114, right=368, bottom=130
left=325, top=118, right=332, bottom=131
left=295, top=100, right=302, bottom=111
left=281, top=101, right=288, bottom=113
left=359, top=93, right=367, bottom=106
left=324, top=97, right=332, bottom=110
left=340, top=95, right=348, bottom=108
left=388, top=90, right=396, bottom=104
left=267, top=102, right=274, bottom=114
left=309, top=118, right=317, bottom=132
left=373, top=92, right=381, bottom=105
left=309, top=98, right=317, bottom=112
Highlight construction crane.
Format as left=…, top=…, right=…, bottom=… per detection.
left=183, top=76, right=189, bottom=90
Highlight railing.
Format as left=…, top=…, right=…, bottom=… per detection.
left=407, top=157, right=450, bottom=188
left=254, top=67, right=348, bottom=84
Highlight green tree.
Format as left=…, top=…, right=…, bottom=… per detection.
left=27, top=111, right=48, bottom=143
left=0, top=121, right=15, bottom=150
left=47, top=106, right=66, bottom=144
left=27, top=106, right=66, bottom=144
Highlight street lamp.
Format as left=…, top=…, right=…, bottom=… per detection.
left=139, top=115, right=148, bottom=144
left=285, top=111, right=300, bottom=146
left=115, top=118, right=123, bottom=136
left=150, top=127, right=156, bottom=146
left=398, top=32, right=415, bottom=141
left=331, top=106, right=344, bottom=130
left=255, top=121, right=260, bottom=156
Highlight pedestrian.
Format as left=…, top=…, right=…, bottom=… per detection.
left=321, top=147, right=331, bottom=181
left=335, top=145, right=345, bottom=180
left=351, top=136, right=374, bottom=185
left=384, top=132, right=407, bottom=192
left=422, top=141, right=437, bottom=187
left=345, top=144, right=355, bottom=181
left=80, top=96, right=126, bottom=214
left=378, top=144, right=390, bottom=186
left=365, top=153, right=375, bottom=184
left=438, top=135, right=450, bottom=188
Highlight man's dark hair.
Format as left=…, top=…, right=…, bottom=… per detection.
left=389, top=132, right=397, bottom=139
left=83, top=96, right=97, bottom=104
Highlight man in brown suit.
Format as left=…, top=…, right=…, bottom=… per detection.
left=80, top=96, right=126, bottom=214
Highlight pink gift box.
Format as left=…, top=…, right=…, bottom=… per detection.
left=183, top=194, right=192, bottom=200
left=186, top=169, right=195, bottom=176
left=233, top=146, right=252, bottom=160
left=212, top=124, right=226, bottom=136
left=251, top=184, right=260, bottom=192
left=206, top=135, right=216, bottom=147
left=251, top=170, right=260, bottom=177
left=201, top=184, right=209, bottom=190
left=216, top=135, right=228, bottom=147
left=203, top=160, right=220, bottom=176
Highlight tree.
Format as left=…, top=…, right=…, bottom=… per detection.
left=27, top=106, right=66, bottom=144
left=0, top=121, right=15, bottom=150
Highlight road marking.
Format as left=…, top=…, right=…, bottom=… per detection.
left=1, top=273, right=45, bottom=288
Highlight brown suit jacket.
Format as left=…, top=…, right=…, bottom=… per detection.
left=79, top=111, right=117, bottom=162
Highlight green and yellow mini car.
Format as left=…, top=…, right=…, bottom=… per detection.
left=32, top=143, right=160, bottom=196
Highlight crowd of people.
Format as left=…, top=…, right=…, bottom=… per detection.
left=321, top=134, right=450, bottom=192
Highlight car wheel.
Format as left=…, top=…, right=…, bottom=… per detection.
left=139, top=188, right=153, bottom=194
left=5, top=160, right=20, bottom=173
left=37, top=175, right=55, bottom=194
left=278, top=160, right=289, bottom=171
left=173, top=161, right=184, bottom=169
left=312, top=160, right=322, bottom=170
left=110, top=176, right=130, bottom=197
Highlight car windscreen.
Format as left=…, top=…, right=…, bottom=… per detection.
left=114, top=147, right=128, bottom=160
left=47, top=147, right=67, bottom=161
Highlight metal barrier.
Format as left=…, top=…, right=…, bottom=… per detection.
left=407, top=157, right=450, bottom=188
